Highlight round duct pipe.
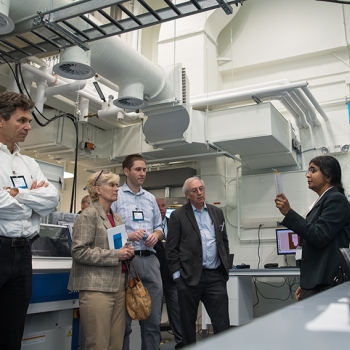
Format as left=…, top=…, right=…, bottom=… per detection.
left=53, top=46, right=96, bottom=80
left=0, top=0, right=14, bottom=34
left=9, top=0, right=167, bottom=104
left=113, top=83, right=147, bottom=109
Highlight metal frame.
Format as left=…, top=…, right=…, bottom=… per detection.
left=0, top=0, right=245, bottom=63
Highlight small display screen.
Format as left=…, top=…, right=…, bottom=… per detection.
left=276, top=229, right=300, bottom=255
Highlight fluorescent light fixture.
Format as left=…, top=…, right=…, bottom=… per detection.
left=64, top=171, right=74, bottom=179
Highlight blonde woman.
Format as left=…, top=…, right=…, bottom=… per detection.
left=68, top=170, right=134, bottom=350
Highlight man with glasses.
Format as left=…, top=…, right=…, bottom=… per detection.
left=166, top=176, right=230, bottom=347
left=111, top=154, right=163, bottom=350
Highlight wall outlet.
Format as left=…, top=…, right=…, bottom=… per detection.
left=242, top=217, right=284, bottom=229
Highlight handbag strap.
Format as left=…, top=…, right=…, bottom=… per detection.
left=126, top=259, right=141, bottom=280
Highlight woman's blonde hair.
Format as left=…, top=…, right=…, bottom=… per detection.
left=87, top=170, right=120, bottom=202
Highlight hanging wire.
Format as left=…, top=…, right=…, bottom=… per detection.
left=1, top=55, right=79, bottom=213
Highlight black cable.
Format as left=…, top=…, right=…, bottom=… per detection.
left=253, top=276, right=300, bottom=305
left=257, top=224, right=262, bottom=269
left=4, top=58, right=80, bottom=213
left=253, top=277, right=260, bottom=307
left=301, top=148, right=317, bottom=153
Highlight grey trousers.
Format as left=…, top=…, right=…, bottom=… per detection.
left=123, top=254, right=163, bottom=350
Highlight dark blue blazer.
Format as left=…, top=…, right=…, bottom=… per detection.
left=282, top=187, right=350, bottom=289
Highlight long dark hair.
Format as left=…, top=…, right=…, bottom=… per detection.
left=309, top=156, right=345, bottom=195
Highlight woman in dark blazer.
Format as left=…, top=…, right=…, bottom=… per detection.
left=275, top=156, right=350, bottom=301
left=68, top=170, right=134, bottom=350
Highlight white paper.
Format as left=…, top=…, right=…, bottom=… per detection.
left=274, top=171, right=283, bottom=194
left=107, top=224, right=127, bottom=250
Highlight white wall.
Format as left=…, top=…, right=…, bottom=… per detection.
left=21, top=0, right=350, bottom=316
left=157, top=0, right=350, bottom=315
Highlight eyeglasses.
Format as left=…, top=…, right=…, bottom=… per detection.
left=305, top=167, right=317, bottom=176
left=94, top=170, right=105, bottom=186
left=189, top=186, right=205, bottom=194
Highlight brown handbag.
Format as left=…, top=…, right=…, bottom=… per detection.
left=125, top=260, right=152, bottom=320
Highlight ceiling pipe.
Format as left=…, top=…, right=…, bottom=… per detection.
left=27, top=56, right=49, bottom=67
left=35, top=66, right=50, bottom=113
left=45, top=79, right=87, bottom=97
left=290, top=91, right=320, bottom=127
left=270, top=95, right=303, bottom=129
left=293, top=88, right=319, bottom=124
left=199, top=79, right=292, bottom=102
left=21, top=63, right=56, bottom=84
left=79, top=96, right=89, bottom=123
left=191, top=81, right=325, bottom=127
left=301, top=86, right=328, bottom=121
left=21, top=62, right=103, bottom=107
left=94, top=74, right=119, bottom=93
left=281, top=92, right=309, bottom=128
left=260, top=91, right=311, bottom=128
left=97, top=104, right=124, bottom=119
left=191, top=81, right=309, bottom=107
left=8, top=0, right=176, bottom=110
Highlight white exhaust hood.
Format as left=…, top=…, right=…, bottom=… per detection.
left=207, top=103, right=298, bottom=170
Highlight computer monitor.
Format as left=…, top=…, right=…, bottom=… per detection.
left=276, top=228, right=301, bottom=255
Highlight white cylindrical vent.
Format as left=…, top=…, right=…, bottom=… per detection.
left=113, top=82, right=146, bottom=109
left=0, top=0, right=14, bottom=34
left=53, top=47, right=96, bottom=80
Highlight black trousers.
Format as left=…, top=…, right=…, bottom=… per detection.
left=0, top=240, right=32, bottom=350
left=176, top=268, right=230, bottom=347
left=299, top=284, right=331, bottom=301
left=163, top=282, right=182, bottom=348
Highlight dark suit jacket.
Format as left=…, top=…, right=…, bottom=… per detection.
left=282, top=187, right=350, bottom=289
left=166, top=201, right=230, bottom=286
left=154, top=217, right=175, bottom=287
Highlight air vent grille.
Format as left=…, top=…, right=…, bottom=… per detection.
left=53, top=62, right=95, bottom=80
left=0, top=13, right=14, bottom=34
left=114, top=97, right=146, bottom=109
left=182, top=67, right=187, bottom=104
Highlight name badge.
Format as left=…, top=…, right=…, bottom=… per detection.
left=10, top=175, right=28, bottom=189
left=295, top=246, right=302, bottom=260
left=133, top=211, right=144, bottom=221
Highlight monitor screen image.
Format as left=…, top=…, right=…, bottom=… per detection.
left=276, top=228, right=301, bottom=255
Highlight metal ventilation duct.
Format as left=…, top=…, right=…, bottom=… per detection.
left=0, top=0, right=14, bottom=34
left=53, top=46, right=96, bottom=80
left=8, top=0, right=169, bottom=109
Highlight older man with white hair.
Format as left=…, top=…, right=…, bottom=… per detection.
left=166, top=176, right=230, bottom=347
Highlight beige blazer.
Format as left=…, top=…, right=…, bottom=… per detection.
left=68, top=201, right=125, bottom=292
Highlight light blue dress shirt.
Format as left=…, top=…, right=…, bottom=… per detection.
left=111, top=183, right=162, bottom=252
left=192, top=203, right=220, bottom=269
left=173, top=203, right=221, bottom=279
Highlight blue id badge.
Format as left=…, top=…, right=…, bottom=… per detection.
left=10, top=176, right=28, bottom=189
left=132, top=211, right=144, bottom=221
